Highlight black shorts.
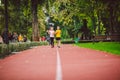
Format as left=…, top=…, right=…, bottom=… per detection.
left=56, top=37, right=61, bottom=40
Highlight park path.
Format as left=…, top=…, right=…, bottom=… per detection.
left=0, top=44, right=120, bottom=80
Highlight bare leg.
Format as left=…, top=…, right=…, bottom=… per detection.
left=58, top=40, right=61, bottom=48
left=57, top=40, right=58, bottom=47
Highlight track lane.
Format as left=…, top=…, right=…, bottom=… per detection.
left=59, top=45, right=120, bottom=80
left=0, top=46, right=57, bottom=80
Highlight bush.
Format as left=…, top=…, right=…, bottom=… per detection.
left=0, top=42, right=48, bottom=58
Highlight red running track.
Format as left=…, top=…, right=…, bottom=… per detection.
left=0, top=46, right=57, bottom=80
left=0, top=44, right=120, bottom=80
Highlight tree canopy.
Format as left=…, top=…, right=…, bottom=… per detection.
left=0, top=0, right=120, bottom=40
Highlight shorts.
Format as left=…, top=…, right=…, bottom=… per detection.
left=56, top=37, right=61, bottom=40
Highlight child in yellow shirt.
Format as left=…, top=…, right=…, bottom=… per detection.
left=55, top=26, right=61, bottom=48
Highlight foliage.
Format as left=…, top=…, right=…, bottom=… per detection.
left=0, top=42, right=48, bottom=58
left=0, top=0, right=120, bottom=40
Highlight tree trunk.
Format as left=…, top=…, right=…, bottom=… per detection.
left=108, top=2, right=114, bottom=35
left=91, top=16, right=96, bottom=36
left=98, top=10, right=101, bottom=35
left=31, top=0, right=39, bottom=41
left=4, top=0, right=9, bottom=44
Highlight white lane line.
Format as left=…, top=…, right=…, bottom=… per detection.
left=56, top=47, right=62, bottom=80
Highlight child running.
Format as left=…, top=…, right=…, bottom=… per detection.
left=48, top=27, right=55, bottom=48
left=55, top=26, right=61, bottom=48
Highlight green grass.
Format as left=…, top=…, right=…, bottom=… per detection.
left=76, top=42, right=120, bottom=55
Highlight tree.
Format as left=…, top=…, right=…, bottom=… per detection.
left=1, top=0, right=120, bottom=41
left=31, top=0, right=39, bottom=41
left=3, top=0, right=9, bottom=44
left=97, top=0, right=120, bottom=35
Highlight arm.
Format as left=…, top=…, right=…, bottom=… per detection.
left=55, top=30, right=58, bottom=34
left=46, top=30, right=49, bottom=33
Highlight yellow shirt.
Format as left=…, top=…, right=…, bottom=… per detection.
left=55, top=30, right=61, bottom=37
left=18, top=35, right=23, bottom=41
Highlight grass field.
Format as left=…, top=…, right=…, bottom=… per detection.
left=76, top=42, right=120, bottom=55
